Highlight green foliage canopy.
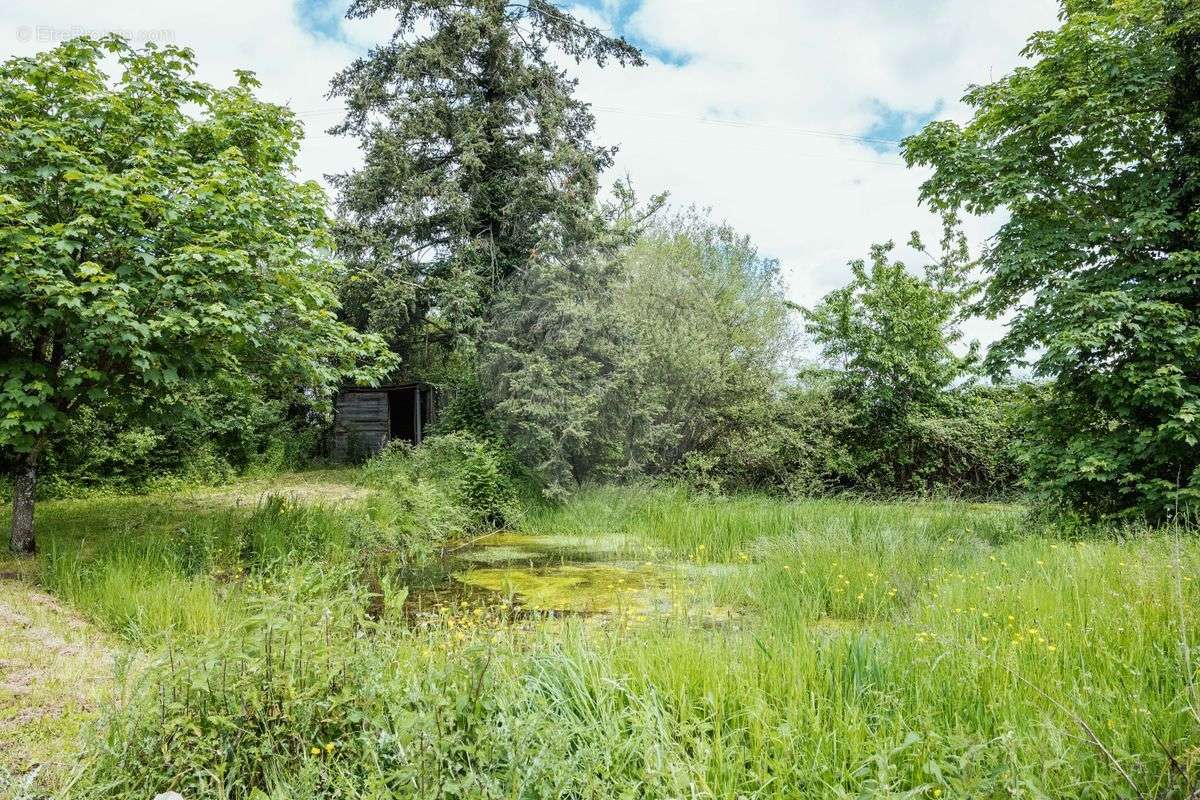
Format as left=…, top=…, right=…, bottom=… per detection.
left=805, top=223, right=977, bottom=422
left=619, top=207, right=796, bottom=467
left=904, top=0, right=1200, bottom=518
left=481, top=199, right=797, bottom=497
left=0, top=36, right=394, bottom=549
left=481, top=240, right=660, bottom=497
left=802, top=224, right=1019, bottom=496
left=329, top=0, right=643, bottom=361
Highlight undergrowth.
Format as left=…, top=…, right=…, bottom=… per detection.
left=3, top=480, right=1199, bottom=799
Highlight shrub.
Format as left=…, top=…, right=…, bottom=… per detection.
left=13, top=384, right=329, bottom=500
left=361, top=432, right=521, bottom=536
left=840, top=385, right=1025, bottom=500
left=412, top=433, right=520, bottom=530
left=676, top=378, right=855, bottom=497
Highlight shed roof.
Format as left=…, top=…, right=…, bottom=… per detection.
left=339, top=382, right=435, bottom=393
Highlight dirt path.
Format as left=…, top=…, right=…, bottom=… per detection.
left=183, top=468, right=372, bottom=508
left=0, top=580, right=116, bottom=793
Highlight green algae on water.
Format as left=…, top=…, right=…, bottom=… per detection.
left=460, top=531, right=644, bottom=565
left=455, top=563, right=673, bottom=614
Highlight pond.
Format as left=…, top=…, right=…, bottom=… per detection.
left=399, top=532, right=740, bottom=624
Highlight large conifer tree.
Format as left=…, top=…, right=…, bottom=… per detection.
left=328, top=0, right=643, bottom=362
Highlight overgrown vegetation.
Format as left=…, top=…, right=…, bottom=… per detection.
left=481, top=201, right=799, bottom=497
left=359, top=432, right=526, bottom=534
left=22, top=385, right=323, bottom=499
left=0, top=36, right=393, bottom=552
left=904, top=0, right=1200, bottom=520
left=802, top=222, right=1025, bottom=498
left=4, top=480, right=1197, bottom=798
left=5, top=2, right=1200, bottom=798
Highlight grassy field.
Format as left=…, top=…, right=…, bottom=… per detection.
left=2, top=476, right=1199, bottom=798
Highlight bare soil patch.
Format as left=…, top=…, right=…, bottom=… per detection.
left=184, top=469, right=371, bottom=508
left=0, top=580, right=116, bottom=790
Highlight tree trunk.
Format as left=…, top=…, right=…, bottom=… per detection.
left=10, top=453, right=37, bottom=555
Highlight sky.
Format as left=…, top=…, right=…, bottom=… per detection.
left=1, top=0, right=1062, bottom=348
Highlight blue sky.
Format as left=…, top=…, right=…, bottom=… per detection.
left=0, top=0, right=1060, bottom=347
left=862, top=100, right=945, bottom=154
left=295, top=0, right=347, bottom=43
left=569, top=0, right=690, bottom=65
left=280, top=0, right=1060, bottom=346
left=294, top=0, right=691, bottom=64
left=292, top=0, right=944, bottom=155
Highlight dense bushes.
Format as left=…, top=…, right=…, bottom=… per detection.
left=834, top=384, right=1025, bottom=498
left=480, top=206, right=798, bottom=498
left=4, top=384, right=325, bottom=500
left=472, top=204, right=1029, bottom=503
left=0, top=191, right=1031, bottom=508
left=668, top=379, right=1023, bottom=500
left=774, top=225, right=1026, bottom=500
left=8, top=210, right=1030, bottom=508
left=669, top=377, right=853, bottom=497
left=360, top=432, right=523, bottom=534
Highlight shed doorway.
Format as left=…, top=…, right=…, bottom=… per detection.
left=388, top=387, right=419, bottom=444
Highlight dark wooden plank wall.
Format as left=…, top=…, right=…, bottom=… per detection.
left=333, top=391, right=389, bottom=461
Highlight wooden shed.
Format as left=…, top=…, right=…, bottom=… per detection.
left=332, top=382, right=437, bottom=461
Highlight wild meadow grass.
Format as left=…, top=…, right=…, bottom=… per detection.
left=4, top=479, right=1199, bottom=798
left=520, top=488, right=1200, bottom=797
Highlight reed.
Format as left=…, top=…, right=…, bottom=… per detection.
left=6, top=482, right=1198, bottom=798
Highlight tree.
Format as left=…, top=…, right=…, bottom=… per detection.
left=480, top=246, right=662, bottom=497
left=478, top=186, right=665, bottom=497
left=0, top=37, right=395, bottom=553
left=904, top=0, right=1200, bottom=518
left=328, top=0, right=644, bottom=363
left=480, top=196, right=798, bottom=496
left=615, top=207, right=796, bottom=469
left=804, top=221, right=985, bottom=493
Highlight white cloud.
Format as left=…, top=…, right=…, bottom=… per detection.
left=1, top=0, right=365, bottom=188
left=0, top=0, right=1061, bottom=349
left=567, top=0, right=1060, bottom=349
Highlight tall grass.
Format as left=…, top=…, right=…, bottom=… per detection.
left=11, top=482, right=1200, bottom=798
left=511, top=487, right=1200, bottom=797
left=28, top=494, right=411, bottom=645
